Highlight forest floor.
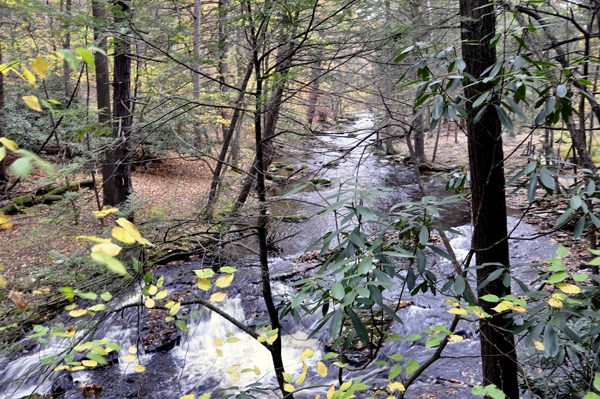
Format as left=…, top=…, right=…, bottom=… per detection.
left=0, top=121, right=597, bottom=347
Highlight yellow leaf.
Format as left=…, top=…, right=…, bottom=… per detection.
left=317, top=361, right=327, bottom=377
left=148, top=285, right=158, bottom=296
left=296, top=362, right=308, bottom=385
left=267, top=333, right=278, bottom=345
left=444, top=299, right=459, bottom=306
left=134, top=365, right=146, bottom=373
left=129, top=346, right=137, bottom=354
left=340, top=378, right=352, bottom=391
left=180, top=395, right=195, bottom=399
left=0, top=137, right=18, bottom=151
left=116, top=218, right=153, bottom=246
left=316, top=395, right=321, bottom=399
left=31, top=56, right=49, bottom=78
left=283, top=383, right=295, bottom=393
left=82, top=360, right=97, bottom=367
left=112, top=226, right=136, bottom=244
left=230, top=372, right=239, bottom=381
left=0, top=146, right=5, bottom=162
left=144, top=298, right=155, bottom=308
left=210, top=292, right=228, bottom=302
left=65, top=327, right=75, bottom=337
left=257, top=336, right=267, bottom=342
left=21, top=66, right=35, bottom=85
left=22, top=96, right=42, bottom=112
left=123, top=355, right=136, bottom=362
left=299, top=347, right=314, bottom=360
left=548, top=297, right=564, bottom=308
left=534, top=340, right=545, bottom=351
left=473, top=310, right=487, bottom=319
left=94, top=207, right=119, bottom=217
left=510, top=305, right=527, bottom=313
left=491, top=301, right=512, bottom=313
left=76, top=235, right=111, bottom=243
left=198, top=278, right=211, bottom=291
left=387, top=381, right=406, bottom=392
left=0, top=276, right=5, bottom=289
left=170, top=302, right=181, bottom=315
left=283, top=372, right=293, bottom=382
left=227, top=337, right=241, bottom=343
left=326, top=385, right=335, bottom=399
left=68, top=366, right=85, bottom=371
left=157, top=276, right=164, bottom=288
left=156, top=289, right=168, bottom=300
left=69, top=309, right=88, bottom=317
left=254, top=366, right=260, bottom=375
left=91, top=242, right=122, bottom=257
left=88, top=304, right=106, bottom=311
left=216, top=349, right=223, bottom=357
left=447, top=308, right=468, bottom=315
left=214, top=338, right=223, bottom=346
left=448, top=335, right=463, bottom=342
left=224, top=365, right=238, bottom=373
left=194, top=269, right=215, bottom=279
left=0, top=215, right=13, bottom=230
left=556, top=283, right=581, bottom=294
left=215, top=274, right=234, bottom=288
left=54, top=366, right=68, bottom=371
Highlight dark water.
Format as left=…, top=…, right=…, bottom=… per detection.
left=0, top=114, right=556, bottom=399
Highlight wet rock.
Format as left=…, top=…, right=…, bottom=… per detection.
left=51, top=373, right=73, bottom=397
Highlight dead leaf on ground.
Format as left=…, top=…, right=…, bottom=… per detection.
left=8, top=290, right=27, bottom=310
left=81, top=383, right=103, bottom=398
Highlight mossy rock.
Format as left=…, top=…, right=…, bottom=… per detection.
left=284, top=166, right=295, bottom=171
left=279, top=215, right=308, bottom=223
left=323, top=161, right=338, bottom=167
left=347, top=133, right=357, bottom=137
left=310, top=178, right=332, bottom=186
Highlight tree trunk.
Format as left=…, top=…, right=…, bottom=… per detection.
left=63, top=0, right=72, bottom=97
left=218, top=0, right=230, bottom=141
left=93, top=0, right=114, bottom=204
left=192, top=0, right=202, bottom=142
left=110, top=0, right=134, bottom=215
left=413, top=109, right=425, bottom=164
left=460, top=0, right=519, bottom=397
left=0, top=43, right=5, bottom=183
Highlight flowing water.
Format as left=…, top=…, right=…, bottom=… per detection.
left=0, top=114, right=557, bottom=398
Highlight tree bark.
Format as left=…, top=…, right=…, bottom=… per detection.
left=192, top=0, right=202, bottom=142
left=218, top=0, right=230, bottom=141
left=413, top=109, right=425, bottom=164
left=460, top=0, right=519, bottom=397
left=109, top=0, right=134, bottom=215
left=0, top=43, right=6, bottom=183
left=92, top=0, right=114, bottom=204
left=63, top=0, right=72, bottom=97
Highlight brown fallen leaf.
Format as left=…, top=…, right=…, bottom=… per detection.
left=8, top=290, right=27, bottom=311
left=82, top=383, right=103, bottom=398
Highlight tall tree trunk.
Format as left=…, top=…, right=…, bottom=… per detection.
left=204, top=62, right=253, bottom=218
left=110, top=0, right=134, bottom=215
left=93, top=0, right=114, bottom=204
left=413, top=109, right=425, bottom=164
left=0, top=43, right=6, bottom=183
left=63, top=0, right=72, bottom=97
left=192, top=0, right=202, bottom=142
left=218, top=0, right=230, bottom=141
left=460, top=0, right=519, bottom=397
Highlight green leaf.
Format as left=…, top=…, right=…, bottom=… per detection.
left=557, top=85, right=568, bottom=98
left=495, top=105, right=514, bottom=131
left=538, top=168, right=555, bottom=191
left=404, top=334, right=422, bottom=341
left=41, top=355, right=59, bottom=365
left=101, top=292, right=113, bottom=302
left=582, top=392, right=600, bottom=399
left=220, top=266, right=238, bottom=273
left=388, top=364, right=402, bottom=380
left=544, top=324, right=560, bottom=357
left=556, top=244, right=568, bottom=258
left=91, top=251, right=130, bottom=277
left=405, top=359, right=419, bottom=377
left=331, top=283, right=345, bottom=301
left=454, top=276, right=466, bottom=295
left=570, top=195, right=582, bottom=209
left=473, top=105, right=487, bottom=124
left=556, top=208, right=573, bottom=227
left=472, top=385, right=486, bottom=396
left=473, top=91, right=490, bottom=108
left=432, top=95, right=444, bottom=120
left=176, top=320, right=189, bottom=332
left=574, top=216, right=586, bottom=239
left=10, top=157, right=33, bottom=178
left=75, top=48, right=95, bottom=70
left=347, top=308, right=370, bottom=346
left=481, top=294, right=500, bottom=302
left=594, top=372, right=600, bottom=391
left=330, top=309, right=343, bottom=339
left=323, top=352, right=339, bottom=360
left=504, top=96, right=527, bottom=120
left=86, top=352, right=108, bottom=365
left=419, top=226, right=429, bottom=245
left=485, top=384, right=506, bottom=399
left=578, top=79, right=593, bottom=85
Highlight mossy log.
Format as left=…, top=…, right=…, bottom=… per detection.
left=0, top=180, right=93, bottom=215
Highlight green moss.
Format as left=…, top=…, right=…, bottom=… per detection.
left=310, top=178, right=332, bottom=185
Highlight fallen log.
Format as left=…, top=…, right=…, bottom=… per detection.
left=0, top=180, right=93, bottom=215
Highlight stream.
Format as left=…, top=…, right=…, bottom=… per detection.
left=0, top=113, right=558, bottom=399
